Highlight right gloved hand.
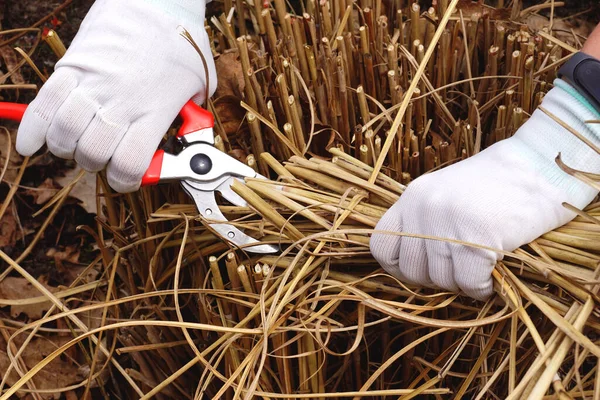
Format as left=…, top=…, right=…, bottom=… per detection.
left=16, top=0, right=217, bottom=193
left=370, top=80, right=600, bottom=300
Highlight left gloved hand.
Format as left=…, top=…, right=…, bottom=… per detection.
left=370, top=80, right=600, bottom=300
left=16, top=0, right=216, bottom=193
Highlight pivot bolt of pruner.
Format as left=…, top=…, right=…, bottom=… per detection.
left=190, top=153, right=212, bottom=175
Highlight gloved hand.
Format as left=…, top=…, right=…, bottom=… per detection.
left=16, top=0, right=216, bottom=193
left=370, top=80, right=600, bottom=300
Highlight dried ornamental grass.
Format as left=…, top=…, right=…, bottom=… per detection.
left=1, top=0, right=600, bottom=399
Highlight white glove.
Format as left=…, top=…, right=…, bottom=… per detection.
left=370, top=80, right=600, bottom=300
left=16, top=0, right=216, bottom=193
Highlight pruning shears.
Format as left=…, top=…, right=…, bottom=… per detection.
left=140, top=101, right=278, bottom=254
left=0, top=101, right=278, bottom=254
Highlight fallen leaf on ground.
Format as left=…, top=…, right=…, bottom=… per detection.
left=0, top=127, right=21, bottom=183
left=25, top=178, right=59, bottom=205
left=56, top=167, right=98, bottom=214
left=79, top=300, right=103, bottom=330
left=0, top=335, right=87, bottom=399
left=527, top=14, right=594, bottom=44
left=214, top=52, right=245, bottom=99
left=46, top=244, right=81, bottom=276
left=0, top=277, right=57, bottom=319
left=0, top=46, right=25, bottom=85
left=0, top=213, right=17, bottom=247
left=62, top=265, right=99, bottom=287
left=213, top=95, right=246, bottom=140
left=46, top=245, right=80, bottom=265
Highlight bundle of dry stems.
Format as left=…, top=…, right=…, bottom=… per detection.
left=1, top=0, right=600, bottom=398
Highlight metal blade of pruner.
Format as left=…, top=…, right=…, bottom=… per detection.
left=141, top=100, right=278, bottom=254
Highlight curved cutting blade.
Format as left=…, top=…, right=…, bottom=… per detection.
left=181, top=181, right=278, bottom=254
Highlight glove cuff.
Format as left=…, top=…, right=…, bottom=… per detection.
left=540, top=80, right=600, bottom=149
left=143, top=0, right=208, bottom=26
left=554, top=78, right=600, bottom=119
left=515, top=80, right=600, bottom=164
left=511, top=79, right=600, bottom=208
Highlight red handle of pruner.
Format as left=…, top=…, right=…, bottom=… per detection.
left=0, top=103, right=28, bottom=122
left=141, top=100, right=214, bottom=187
left=177, top=100, right=214, bottom=138
left=141, top=149, right=165, bottom=186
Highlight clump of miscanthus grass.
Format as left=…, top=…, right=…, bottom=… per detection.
left=2, top=0, right=600, bottom=399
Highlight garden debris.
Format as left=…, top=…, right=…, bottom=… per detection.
left=24, top=178, right=58, bottom=205
left=0, top=214, right=17, bottom=248
left=214, top=51, right=245, bottom=98
left=0, top=335, right=87, bottom=400
left=0, top=276, right=57, bottom=319
left=55, top=167, right=97, bottom=214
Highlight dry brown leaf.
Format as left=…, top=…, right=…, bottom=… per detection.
left=46, top=245, right=80, bottom=265
left=62, top=265, right=99, bottom=287
left=56, top=167, right=97, bottom=214
left=15, top=227, right=35, bottom=243
left=45, top=244, right=87, bottom=288
left=213, top=95, right=246, bottom=139
left=0, top=46, right=25, bottom=85
left=0, top=335, right=87, bottom=399
left=0, top=277, right=57, bottom=319
left=0, top=128, right=19, bottom=161
left=527, top=14, right=594, bottom=44
left=65, top=391, right=79, bottom=400
left=454, top=0, right=510, bottom=19
left=214, top=52, right=245, bottom=99
left=0, top=127, right=21, bottom=183
left=0, top=213, right=17, bottom=248
left=78, top=300, right=103, bottom=330
left=229, top=148, right=248, bottom=163
left=25, top=178, right=59, bottom=205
